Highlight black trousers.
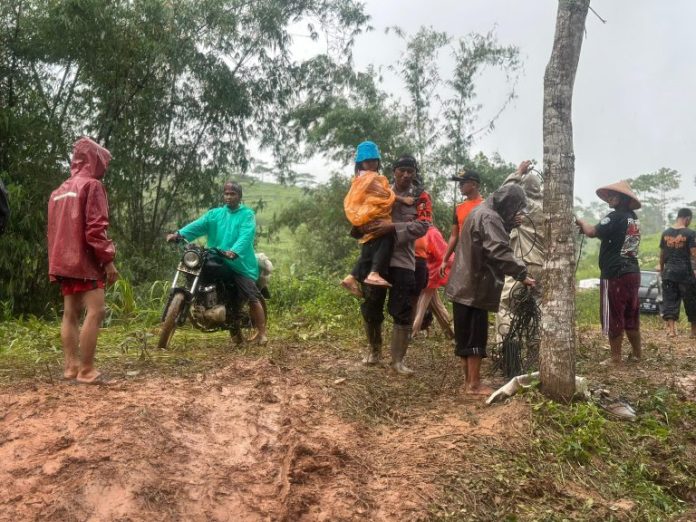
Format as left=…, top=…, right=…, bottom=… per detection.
left=360, top=267, right=416, bottom=326
left=351, top=234, right=394, bottom=280
left=453, top=302, right=489, bottom=358
left=662, top=279, right=696, bottom=322
left=202, top=255, right=261, bottom=303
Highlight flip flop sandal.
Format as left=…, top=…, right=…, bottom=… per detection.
left=75, top=374, right=114, bottom=386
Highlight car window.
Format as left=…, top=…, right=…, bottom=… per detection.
left=640, top=272, right=657, bottom=287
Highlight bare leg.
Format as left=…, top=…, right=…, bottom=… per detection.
left=61, top=294, right=83, bottom=379
left=666, top=319, right=676, bottom=337
left=431, top=292, right=454, bottom=339
left=608, top=333, right=623, bottom=364
left=466, top=356, right=494, bottom=395
left=691, top=323, right=696, bottom=339
left=249, top=300, right=267, bottom=344
left=76, top=288, right=105, bottom=383
left=625, top=329, right=641, bottom=360
left=459, top=357, right=468, bottom=393
left=412, top=289, right=434, bottom=333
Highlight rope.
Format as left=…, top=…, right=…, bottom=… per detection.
left=491, top=284, right=542, bottom=378
left=492, top=174, right=543, bottom=378
left=575, top=232, right=585, bottom=275
left=492, top=185, right=585, bottom=378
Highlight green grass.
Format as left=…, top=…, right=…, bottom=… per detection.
left=433, top=389, right=696, bottom=520
left=242, top=178, right=305, bottom=227
left=2, top=274, right=696, bottom=520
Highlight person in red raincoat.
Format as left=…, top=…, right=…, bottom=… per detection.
left=47, top=137, right=119, bottom=384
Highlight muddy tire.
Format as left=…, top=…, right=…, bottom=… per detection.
left=230, top=296, right=269, bottom=344
left=158, top=293, right=185, bottom=349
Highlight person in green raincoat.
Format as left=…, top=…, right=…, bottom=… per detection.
left=166, top=181, right=266, bottom=344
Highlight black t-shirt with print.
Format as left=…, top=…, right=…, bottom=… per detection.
left=659, top=227, right=696, bottom=282
left=595, top=210, right=641, bottom=279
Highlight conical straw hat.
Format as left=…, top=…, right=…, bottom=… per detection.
left=596, top=180, right=641, bottom=210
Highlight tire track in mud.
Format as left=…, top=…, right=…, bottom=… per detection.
left=0, top=358, right=530, bottom=521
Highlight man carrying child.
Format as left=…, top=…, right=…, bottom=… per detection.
left=349, top=152, right=429, bottom=374
left=342, top=141, right=416, bottom=295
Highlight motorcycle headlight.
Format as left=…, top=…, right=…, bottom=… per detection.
left=183, top=250, right=201, bottom=269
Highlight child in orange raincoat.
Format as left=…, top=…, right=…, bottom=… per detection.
left=341, top=141, right=414, bottom=297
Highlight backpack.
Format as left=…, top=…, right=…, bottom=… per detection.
left=0, top=178, right=9, bottom=235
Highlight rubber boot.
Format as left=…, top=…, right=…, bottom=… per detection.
left=390, top=324, right=414, bottom=375
left=362, top=322, right=382, bottom=365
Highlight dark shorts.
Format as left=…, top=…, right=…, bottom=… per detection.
left=231, top=273, right=262, bottom=304
left=453, top=302, right=488, bottom=358
left=58, top=278, right=105, bottom=297
left=600, top=272, right=640, bottom=338
left=204, top=257, right=262, bottom=304
left=661, top=279, right=696, bottom=322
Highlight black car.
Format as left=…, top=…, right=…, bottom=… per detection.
left=638, top=271, right=662, bottom=314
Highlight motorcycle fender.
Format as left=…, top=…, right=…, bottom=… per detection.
left=161, top=288, right=193, bottom=325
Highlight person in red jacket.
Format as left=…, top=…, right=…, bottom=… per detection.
left=47, top=137, right=119, bottom=384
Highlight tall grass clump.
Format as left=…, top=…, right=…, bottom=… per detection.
left=105, top=279, right=171, bottom=326
left=269, top=272, right=362, bottom=335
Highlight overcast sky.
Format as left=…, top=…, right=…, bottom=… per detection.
left=294, top=0, right=696, bottom=207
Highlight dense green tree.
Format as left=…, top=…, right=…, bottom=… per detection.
left=0, top=0, right=368, bottom=313
left=388, top=26, right=449, bottom=171
left=630, top=168, right=681, bottom=233
left=286, top=65, right=414, bottom=169
left=277, top=173, right=356, bottom=274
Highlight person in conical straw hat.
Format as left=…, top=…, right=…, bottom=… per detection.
left=576, top=180, right=642, bottom=365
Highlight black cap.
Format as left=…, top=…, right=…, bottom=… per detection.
left=450, top=169, right=481, bottom=184
left=392, top=155, right=419, bottom=172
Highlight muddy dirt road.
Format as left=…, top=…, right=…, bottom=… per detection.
left=3, top=323, right=696, bottom=521
left=0, top=355, right=528, bottom=521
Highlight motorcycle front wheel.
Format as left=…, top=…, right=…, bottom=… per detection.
left=158, top=293, right=185, bottom=349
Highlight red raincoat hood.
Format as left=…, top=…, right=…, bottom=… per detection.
left=70, top=137, right=112, bottom=180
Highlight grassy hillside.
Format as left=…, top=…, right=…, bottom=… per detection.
left=243, top=179, right=306, bottom=270
left=242, top=179, right=305, bottom=226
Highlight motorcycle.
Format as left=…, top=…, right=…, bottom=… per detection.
left=158, top=239, right=268, bottom=349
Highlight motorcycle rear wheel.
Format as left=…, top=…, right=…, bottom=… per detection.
left=158, top=293, right=185, bottom=349
left=229, top=295, right=268, bottom=344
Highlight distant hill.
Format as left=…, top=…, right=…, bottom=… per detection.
left=241, top=179, right=307, bottom=267
left=241, top=179, right=306, bottom=227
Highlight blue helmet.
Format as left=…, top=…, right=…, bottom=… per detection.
left=355, top=141, right=381, bottom=164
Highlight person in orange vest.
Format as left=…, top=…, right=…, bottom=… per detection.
left=439, top=169, right=484, bottom=278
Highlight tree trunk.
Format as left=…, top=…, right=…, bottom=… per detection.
left=540, top=0, right=590, bottom=402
